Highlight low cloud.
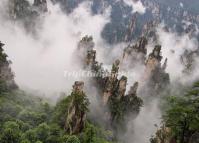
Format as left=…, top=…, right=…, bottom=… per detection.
left=123, top=0, right=146, bottom=14
left=0, top=1, right=110, bottom=95
left=156, top=26, right=199, bottom=83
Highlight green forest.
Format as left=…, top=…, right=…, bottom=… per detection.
left=1, top=0, right=199, bottom=143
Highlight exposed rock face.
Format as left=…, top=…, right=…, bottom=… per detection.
left=128, top=82, right=139, bottom=96
left=120, top=82, right=142, bottom=116
left=33, top=0, right=48, bottom=12
left=77, top=36, right=142, bottom=102
left=78, top=35, right=170, bottom=98
left=103, top=60, right=123, bottom=105
left=65, top=81, right=89, bottom=134
left=125, top=14, right=137, bottom=42
left=77, top=36, right=143, bottom=132
left=78, top=36, right=95, bottom=51
left=145, top=45, right=163, bottom=77
left=181, top=49, right=198, bottom=74
left=118, top=76, right=128, bottom=98
left=9, top=0, right=47, bottom=19
left=122, top=37, right=170, bottom=95
left=144, top=45, right=170, bottom=94
left=122, top=36, right=148, bottom=67
left=77, top=35, right=95, bottom=68
left=12, top=0, right=199, bottom=44
left=86, top=50, right=96, bottom=67
left=72, top=81, right=84, bottom=94
left=151, top=126, right=174, bottom=143
left=8, top=0, right=31, bottom=20
left=141, top=20, right=159, bottom=41
left=8, top=0, right=48, bottom=33
left=0, top=41, right=17, bottom=91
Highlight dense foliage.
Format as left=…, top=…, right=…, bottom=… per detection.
left=0, top=90, right=115, bottom=143
left=151, top=82, right=199, bottom=143
left=0, top=42, right=115, bottom=143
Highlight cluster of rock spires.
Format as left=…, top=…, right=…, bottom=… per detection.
left=8, top=0, right=48, bottom=32
left=0, top=42, right=17, bottom=91
left=78, top=35, right=142, bottom=103
left=76, top=35, right=145, bottom=132
left=8, top=0, right=199, bottom=44
left=66, top=35, right=171, bottom=135
left=2, top=0, right=199, bottom=141
left=0, top=37, right=170, bottom=138
left=122, top=36, right=170, bottom=94
left=122, top=36, right=148, bottom=67
left=9, top=0, right=47, bottom=19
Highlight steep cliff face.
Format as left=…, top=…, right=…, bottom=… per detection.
left=52, top=0, right=199, bottom=43
left=77, top=36, right=143, bottom=133
left=181, top=49, right=199, bottom=74
left=8, top=0, right=31, bottom=20
left=65, top=81, right=89, bottom=135
left=0, top=41, right=17, bottom=92
left=8, top=0, right=48, bottom=32
left=142, top=0, right=199, bottom=38
left=11, top=0, right=198, bottom=44
left=144, top=45, right=170, bottom=94
left=122, top=36, right=170, bottom=95
left=150, top=125, right=174, bottom=143
left=9, top=0, right=47, bottom=19
left=78, top=34, right=170, bottom=98
left=122, top=36, right=148, bottom=68
left=102, top=0, right=199, bottom=43
left=77, top=35, right=96, bottom=68
left=33, top=0, right=48, bottom=12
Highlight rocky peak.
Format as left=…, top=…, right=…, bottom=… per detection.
left=118, top=76, right=128, bottom=98
left=78, top=35, right=95, bottom=51
left=181, top=49, right=198, bottom=73
left=150, top=45, right=162, bottom=61
left=76, top=36, right=143, bottom=132
left=111, top=59, right=120, bottom=77
left=123, top=36, right=148, bottom=59
left=151, top=125, right=173, bottom=143
left=122, top=37, right=148, bottom=68
left=72, top=81, right=84, bottom=94
left=0, top=41, right=17, bottom=91
left=77, top=36, right=96, bottom=68
left=128, top=82, right=139, bottom=96
left=0, top=41, right=5, bottom=51
left=125, top=13, right=137, bottom=42
left=33, top=0, right=48, bottom=12
left=0, top=41, right=6, bottom=66
left=138, top=37, right=148, bottom=54
left=86, top=50, right=96, bottom=66
left=142, top=20, right=159, bottom=40
left=144, top=45, right=170, bottom=94
left=102, top=59, right=122, bottom=104
left=34, top=0, right=46, bottom=5
left=145, top=45, right=162, bottom=74
left=65, top=81, right=89, bottom=135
